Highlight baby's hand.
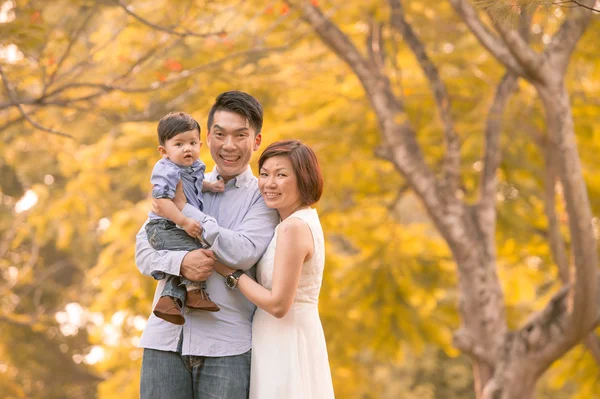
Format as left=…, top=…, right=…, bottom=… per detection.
left=210, top=180, right=225, bottom=193
left=182, top=218, right=202, bottom=239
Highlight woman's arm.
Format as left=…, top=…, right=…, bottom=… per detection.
left=215, top=218, right=313, bottom=318
left=155, top=182, right=280, bottom=270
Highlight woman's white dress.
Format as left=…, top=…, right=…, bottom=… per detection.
left=250, top=208, right=335, bottom=399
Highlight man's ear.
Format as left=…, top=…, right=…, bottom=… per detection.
left=157, top=145, right=168, bottom=158
left=253, top=133, right=262, bottom=151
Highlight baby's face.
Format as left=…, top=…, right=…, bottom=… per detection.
left=161, top=129, right=201, bottom=166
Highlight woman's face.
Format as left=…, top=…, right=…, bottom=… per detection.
left=258, top=155, right=302, bottom=218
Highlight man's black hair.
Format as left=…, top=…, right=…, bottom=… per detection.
left=207, top=91, right=263, bottom=135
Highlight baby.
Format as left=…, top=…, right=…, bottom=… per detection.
left=145, top=112, right=224, bottom=325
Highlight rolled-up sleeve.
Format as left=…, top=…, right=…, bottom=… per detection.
left=182, top=196, right=278, bottom=270
left=135, top=222, right=188, bottom=279
left=151, top=160, right=180, bottom=199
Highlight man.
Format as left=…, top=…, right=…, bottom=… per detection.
left=135, top=91, right=279, bottom=398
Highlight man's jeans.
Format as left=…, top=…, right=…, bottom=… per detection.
left=146, top=219, right=206, bottom=305
left=140, top=348, right=251, bottom=399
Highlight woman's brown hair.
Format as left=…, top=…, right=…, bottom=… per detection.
left=258, top=140, right=323, bottom=206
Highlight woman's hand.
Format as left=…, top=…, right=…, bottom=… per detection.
left=214, top=261, right=236, bottom=277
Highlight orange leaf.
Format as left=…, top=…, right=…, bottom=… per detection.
left=156, top=73, right=167, bottom=82
left=30, top=10, right=42, bottom=24
left=311, top=0, right=319, bottom=6
left=280, top=4, right=289, bottom=15
left=265, top=5, right=274, bottom=14
left=164, top=59, right=182, bottom=72
left=47, top=56, right=55, bottom=66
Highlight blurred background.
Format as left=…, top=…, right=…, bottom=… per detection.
left=1, top=0, right=599, bottom=398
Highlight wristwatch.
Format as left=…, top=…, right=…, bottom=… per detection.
left=225, top=270, right=245, bottom=290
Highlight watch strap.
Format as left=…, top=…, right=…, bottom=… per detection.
left=231, top=270, right=244, bottom=279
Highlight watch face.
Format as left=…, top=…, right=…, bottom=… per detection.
left=226, top=275, right=236, bottom=288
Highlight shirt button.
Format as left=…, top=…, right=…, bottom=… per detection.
left=185, top=308, right=190, bottom=313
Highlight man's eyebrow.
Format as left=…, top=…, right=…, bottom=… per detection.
left=213, top=124, right=249, bottom=132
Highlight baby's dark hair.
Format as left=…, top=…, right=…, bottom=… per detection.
left=157, top=112, right=201, bottom=145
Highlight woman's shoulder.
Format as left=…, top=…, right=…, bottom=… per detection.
left=279, top=215, right=309, bottom=230
left=278, top=216, right=312, bottom=239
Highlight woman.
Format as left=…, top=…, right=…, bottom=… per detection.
left=214, top=139, right=335, bottom=398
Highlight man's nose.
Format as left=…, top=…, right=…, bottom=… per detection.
left=222, top=136, right=235, bottom=149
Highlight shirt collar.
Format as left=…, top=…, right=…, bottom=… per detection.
left=209, top=165, right=253, bottom=188
left=164, top=158, right=202, bottom=170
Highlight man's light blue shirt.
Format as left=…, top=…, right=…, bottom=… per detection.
left=136, top=165, right=279, bottom=357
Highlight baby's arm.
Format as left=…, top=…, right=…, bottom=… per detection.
left=155, top=198, right=202, bottom=239
left=202, top=179, right=225, bottom=193
left=151, top=160, right=202, bottom=239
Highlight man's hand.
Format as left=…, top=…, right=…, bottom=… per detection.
left=180, top=249, right=216, bottom=282
left=182, top=217, right=202, bottom=240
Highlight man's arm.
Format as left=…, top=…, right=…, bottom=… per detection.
left=135, top=222, right=186, bottom=279
left=135, top=223, right=215, bottom=281
left=182, top=195, right=279, bottom=270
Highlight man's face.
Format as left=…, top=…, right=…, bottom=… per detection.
left=158, top=129, right=201, bottom=167
left=207, top=110, right=261, bottom=182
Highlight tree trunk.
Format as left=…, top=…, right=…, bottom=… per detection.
left=289, top=1, right=598, bottom=397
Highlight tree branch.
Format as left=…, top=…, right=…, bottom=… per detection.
left=448, top=0, right=526, bottom=76
left=538, top=133, right=600, bottom=366
left=536, top=81, right=598, bottom=340
left=491, top=21, right=549, bottom=83
left=366, top=16, right=385, bottom=74
left=477, top=10, right=528, bottom=240
left=555, top=0, right=600, bottom=12
left=389, top=0, right=461, bottom=195
left=0, top=65, right=74, bottom=139
left=0, top=43, right=294, bottom=112
left=287, top=0, right=447, bottom=223
left=546, top=0, right=596, bottom=74
left=117, top=0, right=224, bottom=38
left=477, top=73, right=518, bottom=238
left=542, top=143, right=571, bottom=283
left=47, top=5, right=97, bottom=86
